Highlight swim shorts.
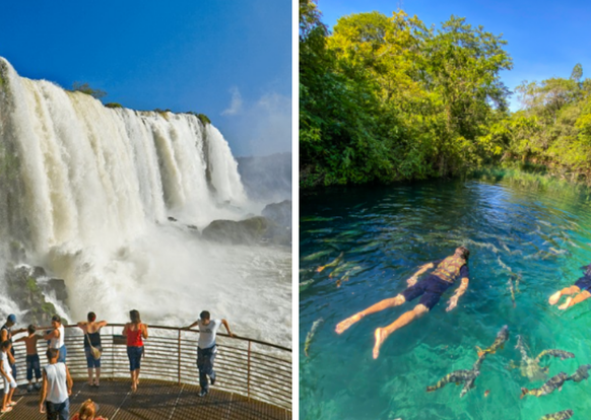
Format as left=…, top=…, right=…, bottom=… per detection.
left=401, top=275, right=453, bottom=310
left=575, top=276, right=591, bottom=292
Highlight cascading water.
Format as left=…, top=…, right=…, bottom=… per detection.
left=0, top=58, right=290, bottom=346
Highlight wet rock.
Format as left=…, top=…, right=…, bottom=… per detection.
left=262, top=200, right=291, bottom=228
left=4, top=265, right=69, bottom=325
left=202, top=216, right=271, bottom=244
left=168, top=216, right=177, bottom=222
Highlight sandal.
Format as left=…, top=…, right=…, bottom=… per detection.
left=1, top=407, right=13, bottom=413
left=8, top=401, right=17, bottom=406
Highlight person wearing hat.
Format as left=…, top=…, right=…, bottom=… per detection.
left=187, top=311, right=234, bottom=397
left=1, top=314, right=27, bottom=380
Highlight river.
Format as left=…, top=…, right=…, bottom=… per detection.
left=300, top=179, right=591, bottom=419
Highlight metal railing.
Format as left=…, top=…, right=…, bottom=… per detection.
left=5, top=324, right=292, bottom=410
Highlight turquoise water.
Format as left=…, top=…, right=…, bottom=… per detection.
left=300, top=180, right=591, bottom=420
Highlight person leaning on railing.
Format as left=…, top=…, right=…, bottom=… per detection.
left=71, top=398, right=108, bottom=420
left=77, top=312, right=107, bottom=388
left=122, top=310, right=148, bottom=392
left=187, top=311, right=233, bottom=397
left=1, top=314, right=27, bottom=382
left=43, top=315, right=67, bottom=363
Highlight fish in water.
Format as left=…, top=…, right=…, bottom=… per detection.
left=484, top=390, right=490, bottom=397
left=509, top=335, right=548, bottom=382
left=539, top=411, right=574, bottom=420
left=521, top=372, right=568, bottom=398
left=567, top=364, right=591, bottom=382
left=304, top=318, right=324, bottom=357
left=299, top=280, right=314, bottom=292
left=316, top=252, right=344, bottom=273
left=329, top=261, right=357, bottom=277
left=535, top=349, right=575, bottom=362
left=302, top=249, right=334, bottom=262
left=476, top=325, right=509, bottom=357
left=508, top=277, right=516, bottom=308
left=427, top=354, right=485, bottom=398
left=426, top=370, right=474, bottom=393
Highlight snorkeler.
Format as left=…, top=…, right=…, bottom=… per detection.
left=335, top=246, right=470, bottom=359
left=548, top=263, right=591, bottom=310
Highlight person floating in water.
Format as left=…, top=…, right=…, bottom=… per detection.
left=336, top=246, right=470, bottom=359
left=548, top=263, right=591, bottom=310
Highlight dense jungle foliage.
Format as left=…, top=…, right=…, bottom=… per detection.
left=300, top=0, right=591, bottom=187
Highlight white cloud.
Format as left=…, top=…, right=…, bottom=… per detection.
left=221, top=86, right=243, bottom=116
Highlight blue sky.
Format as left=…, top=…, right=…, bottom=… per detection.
left=0, top=0, right=291, bottom=157
left=318, top=0, right=591, bottom=111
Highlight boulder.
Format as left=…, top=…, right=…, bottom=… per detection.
left=262, top=200, right=292, bottom=228
left=201, top=216, right=271, bottom=245
left=4, top=265, right=69, bottom=325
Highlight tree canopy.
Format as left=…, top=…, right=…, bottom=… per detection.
left=300, top=1, right=591, bottom=187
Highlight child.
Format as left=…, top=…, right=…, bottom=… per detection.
left=71, top=399, right=108, bottom=420
left=15, top=324, right=42, bottom=391
left=0, top=340, right=17, bottom=413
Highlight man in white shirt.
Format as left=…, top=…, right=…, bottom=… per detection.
left=188, top=311, right=233, bottom=397
left=39, top=348, right=73, bottom=420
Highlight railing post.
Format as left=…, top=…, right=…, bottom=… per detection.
left=247, top=340, right=251, bottom=400
left=177, top=329, right=182, bottom=385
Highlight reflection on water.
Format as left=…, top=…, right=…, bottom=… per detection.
left=300, top=180, right=591, bottom=420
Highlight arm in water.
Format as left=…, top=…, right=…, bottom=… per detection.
left=447, top=276, right=469, bottom=312
left=407, top=263, right=435, bottom=286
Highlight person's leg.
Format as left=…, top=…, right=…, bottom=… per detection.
left=26, top=355, right=33, bottom=390
left=336, top=294, right=408, bottom=334
left=135, top=347, right=143, bottom=389
left=127, top=347, right=136, bottom=391
left=373, top=304, right=430, bottom=359
left=549, top=285, right=580, bottom=305
left=46, top=401, right=58, bottom=420
left=558, top=290, right=591, bottom=310
left=95, top=347, right=102, bottom=385
left=34, top=355, right=42, bottom=388
left=2, top=380, right=8, bottom=410
left=57, top=399, right=69, bottom=420
left=207, top=348, right=217, bottom=385
left=197, top=348, right=209, bottom=395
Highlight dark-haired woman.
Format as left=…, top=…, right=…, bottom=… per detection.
left=77, top=312, right=107, bottom=387
left=122, top=310, right=148, bottom=392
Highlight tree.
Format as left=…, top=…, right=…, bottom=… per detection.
left=71, top=82, right=107, bottom=99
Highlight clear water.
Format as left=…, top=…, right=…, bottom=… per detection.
left=299, top=179, right=591, bottom=420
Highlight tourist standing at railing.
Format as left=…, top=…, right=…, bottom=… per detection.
left=1, top=341, right=17, bottom=414
left=1, top=314, right=27, bottom=381
left=44, top=315, right=67, bottom=363
left=71, top=398, right=108, bottom=420
left=122, top=310, right=148, bottom=392
left=39, top=348, right=72, bottom=420
left=14, top=324, right=42, bottom=391
left=77, top=312, right=107, bottom=388
left=188, top=311, right=234, bottom=397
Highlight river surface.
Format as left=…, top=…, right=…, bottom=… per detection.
left=300, top=179, right=591, bottom=420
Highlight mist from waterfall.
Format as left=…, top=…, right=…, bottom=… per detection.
left=0, top=58, right=291, bottom=346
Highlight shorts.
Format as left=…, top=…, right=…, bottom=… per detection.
left=85, top=347, right=102, bottom=368
left=127, top=346, right=143, bottom=371
left=26, top=354, right=41, bottom=380
left=3, top=373, right=16, bottom=391
left=575, top=276, right=591, bottom=292
left=401, top=275, right=453, bottom=310
left=57, top=345, right=67, bottom=364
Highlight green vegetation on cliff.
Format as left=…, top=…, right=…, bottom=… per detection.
left=300, top=0, right=591, bottom=187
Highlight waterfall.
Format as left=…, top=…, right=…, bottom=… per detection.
left=0, top=58, right=291, bottom=345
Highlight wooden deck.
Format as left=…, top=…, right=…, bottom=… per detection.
left=0, top=379, right=291, bottom=420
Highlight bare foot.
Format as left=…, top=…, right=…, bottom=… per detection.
left=373, top=328, right=386, bottom=359
left=548, top=291, right=562, bottom=305
left=335, top=314, right=361, bottom=334
left=558, top=297, right=572, bottom=310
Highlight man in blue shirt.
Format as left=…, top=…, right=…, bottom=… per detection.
left=336, top=247, right=470, bottom=359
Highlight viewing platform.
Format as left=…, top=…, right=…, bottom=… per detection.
left=0, top=324, right=291, bottom=419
